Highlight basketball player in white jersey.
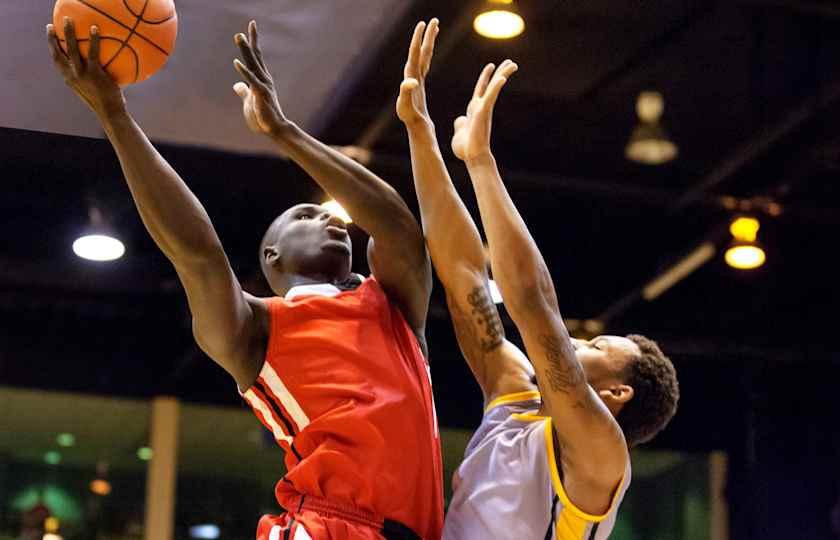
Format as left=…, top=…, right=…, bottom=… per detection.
left=397, top=21, right=679, bottom=539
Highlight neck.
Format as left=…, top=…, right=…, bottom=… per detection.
left=270, top=271, right=350, bottom=297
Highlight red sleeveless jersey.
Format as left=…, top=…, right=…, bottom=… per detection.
left=240, top=277, right=444, bottom=539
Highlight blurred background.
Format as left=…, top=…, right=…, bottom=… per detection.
left=2, top=0, right=839, bottom=539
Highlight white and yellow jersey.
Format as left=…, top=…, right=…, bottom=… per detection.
left=443, top=392, right=630, bottom=540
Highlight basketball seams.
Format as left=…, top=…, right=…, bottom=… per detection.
left=73, top=0, right=172, bottom=56
left=58, top=36, right=141, bottom=85
left=121, top=0, right=175, bottom=24
left=102, top=0, right=150, bottom=82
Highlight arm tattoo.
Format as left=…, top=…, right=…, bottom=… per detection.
left=467, top=285, right=504, bottom=352
left=539, top=334, right=585, bottom=394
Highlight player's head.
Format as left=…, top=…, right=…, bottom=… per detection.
left=260, top=203, right=352, bottom=292
left=572, top=334, right=679, bottom=447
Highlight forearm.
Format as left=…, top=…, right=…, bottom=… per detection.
left=272, top=122, right=416, bottom=240
left=405, top=123, right=487, bottom=285
left=100, top=110, right=225, bottom=265
left=465, top=153, right=558, bottom=317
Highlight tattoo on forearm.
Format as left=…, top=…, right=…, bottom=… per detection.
left=467, top=286, right=504, bottom=352
left=539, top=334, right=585, bottom=394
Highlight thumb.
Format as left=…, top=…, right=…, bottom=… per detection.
left=399, top=78, right=420, bottom=97
left=233, top=82, right=249, bottom=100
left=453, top=115, right=467, bottom=131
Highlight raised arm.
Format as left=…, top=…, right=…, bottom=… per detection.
left=232, top=21, right=430, bottom=337
left=47, top=20, right=266, bottom=390
left=395, top=20, right=534, bottom=402
left=454, top=62, right=627, bottom=514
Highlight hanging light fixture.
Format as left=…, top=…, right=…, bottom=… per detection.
left=73, top=204, right=125, bottom=262
left=474, top=0, right=525, bottom=40
left=625, top=91, right=678, bottom=165
left=725, top=216, right=766, bottom=270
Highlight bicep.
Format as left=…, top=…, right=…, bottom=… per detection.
left=445, top=284, right=536, bottom=403
left=174, top=255, right=265, bottom=387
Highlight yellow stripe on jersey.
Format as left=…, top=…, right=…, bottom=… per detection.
left=544, top=418, right=628, bottom=537
left=484, top=390, right=542, bottom=414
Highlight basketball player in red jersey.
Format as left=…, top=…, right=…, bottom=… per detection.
left=47, top=17, right=443, bottom=540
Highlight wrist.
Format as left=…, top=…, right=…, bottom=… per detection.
left=465, top=151, right=496, bottom=169
left=268, top=119, right=298, bottom=143
left=95, top=98, right=129, bottom=124
left=405, top=119, right=437, bottom=142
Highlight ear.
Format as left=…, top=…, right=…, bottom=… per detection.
left=598, top=384, right=634, bottom=416
left=263, top=246, right=281, bottom=268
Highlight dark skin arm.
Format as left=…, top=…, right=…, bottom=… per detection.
left=232, top=21, right=431, bottom=352
left=456, top=62, right=628, bottom=515
left=396, top=20, right=535, bottom=402
left=47, top=19, right=267, bottom=390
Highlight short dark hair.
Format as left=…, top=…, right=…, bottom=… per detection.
left=616, top=335, right=679, bottom=447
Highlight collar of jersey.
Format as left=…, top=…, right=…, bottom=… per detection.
left=285, top=283, right=343, bottom=301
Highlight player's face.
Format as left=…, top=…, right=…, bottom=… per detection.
left=571, top=335, right=639, bottom=389
left=270, top=203, right=352, bottom=278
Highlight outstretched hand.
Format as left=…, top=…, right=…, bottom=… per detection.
left=396, top=19, right=439, bottom=128
left=451, top=60, right=518, bottom=162
left=233, top=21, right=289, bottom=137
left=47, top=17, right=125, bottom=118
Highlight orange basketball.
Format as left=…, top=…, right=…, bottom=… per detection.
left=53, top=0, right=178, bottom=86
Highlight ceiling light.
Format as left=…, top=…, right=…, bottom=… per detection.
left=73, top=205, right=125, bottom=262
left=321, top=200, right=352, bottom=224
left=56, top=433, right=75, bottom=448
left=474, top=0, right=525, bottom=39
left=44, top=451, right=62, bottom=466
left=137, top=446, right=154, bottom=461
left=190, top=524, right=221, bottom=539
left=725, top=216, right=766, bottom=270
left=89, top=479, right=111, bottom=496
left=625, top=91, right=678, bottom=165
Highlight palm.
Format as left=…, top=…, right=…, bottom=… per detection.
left=451, top=61, right=518, bottom=161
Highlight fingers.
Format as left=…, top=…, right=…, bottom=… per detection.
left=88, top=26, right=101, bottom=67
left=419, top=18, right=439, bottom=75
left=235, top=33, right=270, bottom=83
left=484, top=60, right=518, bottom=106
left=46, top=24, right=71, bottom=77
left=248, top=20, right=268, bottom=70
left=233, top=59, right=264, bottom=91
left=473, top=63, right=495, bottom=99
left=63, top=17, right=83, bottom=76
left=404, top=21, right=426, bottom=78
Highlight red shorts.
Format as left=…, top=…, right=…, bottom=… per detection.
left=256, top=495, right=421, bottom=540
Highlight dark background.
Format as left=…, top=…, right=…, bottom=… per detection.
left=2, top=1, right=839, bottom=538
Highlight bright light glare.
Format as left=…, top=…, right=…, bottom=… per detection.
left=190, top=524, right=221, bottom=539
left=474, top=10, right=525, bottom=39
left=44, top=451, right=61, bottom=466
left=73, top=234, right=125, bottom=261
left=725, top=245, right=766, bottom=270
left=43, top=534, right=63, bottom=540
left=625, top=138, right=678, bottom=165
left=56, top=433, right=75, bottom=447
left=137, top=447, right=154, bottom=461
left=730, top=216, right=760, bottom=242
left=488, top=279, right=503, bottom=304
left=321, top=200, right=353, bottom=224
left=89, top=479, right=112, bottom=496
